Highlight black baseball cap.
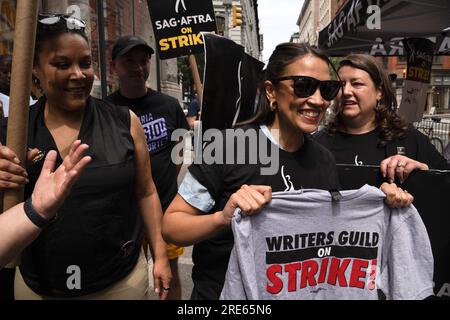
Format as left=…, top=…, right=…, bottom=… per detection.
left=112, top=35, right=154, bottom=60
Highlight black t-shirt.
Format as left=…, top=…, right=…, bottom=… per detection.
left=188, top=125, right=340, bottom=299
left=106, top=89, right=190, bottom=210
left=20, top=97, right=143, bottom=297
left=314, top=128, right=386, bottom=166
left=314, top=127, right=449, bottom=169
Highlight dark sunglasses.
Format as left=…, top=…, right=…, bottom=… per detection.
left=38, top=13, right=86, bottom=31
left=272, top=76, right=342, bottom=101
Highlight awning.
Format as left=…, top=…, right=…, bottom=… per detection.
left=318, top=0, right=450, bottom=56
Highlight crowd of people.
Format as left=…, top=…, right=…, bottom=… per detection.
left=0, top=12, right=447, bottom=300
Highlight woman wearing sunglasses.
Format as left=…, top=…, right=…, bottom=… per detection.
left=162, top=43, right=412, bottom=300
left=314, top=54, right=449, bottom=185
left=0, top=13, right=171, bottom=299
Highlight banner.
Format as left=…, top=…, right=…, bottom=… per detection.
left=336, top=165, right=450, bottom=299
left=318, top=0, right=450, bottom=56
left=200, top=33, right=265, bottom=132
left=397, top=38, right=434, bottom=123
left=147, top=0, right=217, bottom=60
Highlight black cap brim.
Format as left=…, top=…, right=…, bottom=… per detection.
left=113, top=43, right=154, bottom=60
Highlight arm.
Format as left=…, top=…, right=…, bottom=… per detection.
left=186, top=116, right=196, bottom=130
left=163, top=184, right=272, bottom=247
left=0, top=141, right=91, bottom=268
left=129, top=111, right=171, bottom=300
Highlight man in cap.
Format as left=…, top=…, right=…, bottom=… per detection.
left=106, top=35, right=189, bottom=300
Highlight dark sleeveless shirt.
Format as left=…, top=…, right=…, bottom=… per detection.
left=19, top=97, right=143, bottom=297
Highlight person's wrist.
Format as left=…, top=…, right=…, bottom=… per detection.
left=30, top=194, right=55, bottom=221
left=214, top=211, right=230, bottom=228
left=24, top=197, right=53, bottom=229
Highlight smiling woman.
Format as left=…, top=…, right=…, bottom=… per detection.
left=0, top=12, right=172, bottom=300
left=162, top=43, right=344, bottom=300
left=314, top=54, right=449, bottom=185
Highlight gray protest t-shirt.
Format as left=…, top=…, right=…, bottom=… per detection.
left=220, top=185, right=434, bottom=300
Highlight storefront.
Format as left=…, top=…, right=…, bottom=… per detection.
left=431, top=74, right=450, bottom=112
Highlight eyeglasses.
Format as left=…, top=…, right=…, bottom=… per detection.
left=38, top=13, right=86, bottom=31
left=272, top=76, right=342, bottom=101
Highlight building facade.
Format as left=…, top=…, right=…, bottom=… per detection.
left=297, top=0, right=319, bottom=45
left=297, top=0, right=338, bottom=46
left=212, top=0, right=261, bottom=59
left=318, top=0, right=338, bottom=33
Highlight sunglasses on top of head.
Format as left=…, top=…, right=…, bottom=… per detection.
left=38, top=13, right=86, bottom=31
left=272, top=76, right=342, bottom=101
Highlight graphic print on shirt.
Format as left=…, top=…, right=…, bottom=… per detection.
left=140, top=112, right=168, bottom=152
left=281, top=165, right=301, bottom=192
left=354, top=155, right=363, bottom=166
left=265, top=230, right=379, bottom=295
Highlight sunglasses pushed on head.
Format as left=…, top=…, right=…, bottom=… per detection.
left=38, top=12, right=86, bottom=31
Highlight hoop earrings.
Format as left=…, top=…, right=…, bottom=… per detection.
left=270, top=100, right=277, bottom=112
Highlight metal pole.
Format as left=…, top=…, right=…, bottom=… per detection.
left=96, top=0, right=108, bottom=98
left=223, top=0, right=233, bottom=38
left=156, top=53, right=161, bottom=92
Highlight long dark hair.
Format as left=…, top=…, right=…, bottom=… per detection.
left=325, top=54, right=408, bottom=147
left=238, top=42, right=333, bottom=127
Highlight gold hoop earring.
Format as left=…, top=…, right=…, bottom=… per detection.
left=270, top=100, right=277, bottom=111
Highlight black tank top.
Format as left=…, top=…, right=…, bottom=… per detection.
left=20, top=97, right=143, bottom=297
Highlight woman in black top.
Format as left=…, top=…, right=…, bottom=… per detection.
left=162, top=43, right=412, bottom=300
left=0, top=13, right=171, bottom=299
left=315, top=54, right=448, bottom=184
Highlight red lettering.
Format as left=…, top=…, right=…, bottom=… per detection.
left=368, top=259, right=378, bottom=290
left=266, top=265, right=283, bottom=294
left=284, top=262, right=301, bottom=292
left=349, top=259, right=368, bottom=289
left=318, top=258, right=329, bottom=284
left=328, top=258, right=350, bottom=287
left=300, top=260, right=319, bottom=289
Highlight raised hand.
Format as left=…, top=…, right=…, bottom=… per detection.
left=31, top=140, right=91, bottom=220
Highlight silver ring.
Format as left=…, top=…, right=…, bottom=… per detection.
left=162, top=287, right=170, bottom=291
left=397, top=162, right=405, bottom=168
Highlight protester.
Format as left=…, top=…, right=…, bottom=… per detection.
left=314, top=54, right=449, bottom=184
left=0, top=14, right=171, bottom=299
left=0, top=54, right=36, bottom=119
left=107, top=35, right=189, bottom=300
left=0, top=141, right=91, bottom=269
left=162, top=43, right=413, bottom=300
left=186, top=92, right=200, bottom=129
left=0, top=55, right=12, bottom=96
